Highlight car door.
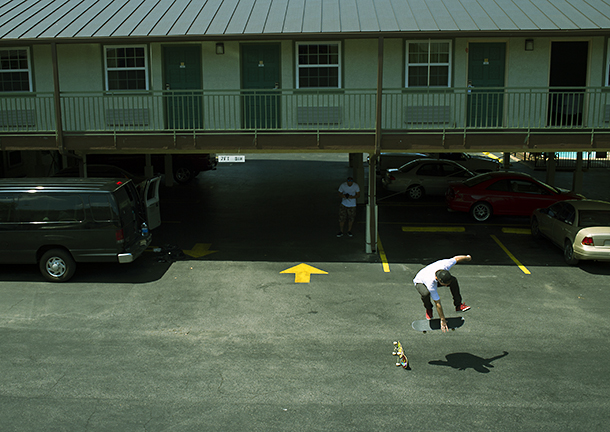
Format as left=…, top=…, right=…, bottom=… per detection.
left=482, top=179, right=513, bottom=213
left=548, top=202, right=576, bottom=246
left=538, top=202, right=564, bottom=242
left=414, top=162, right=443, bottom=194
left=142, top=176, right=162, bottom=230
left=508, top=179, right=557, bottom=216
left=440, top=162, right=473, bottom=193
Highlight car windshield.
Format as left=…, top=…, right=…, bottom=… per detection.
left=462, top=173, right=493, bottom=187
left=398, top=160, right=420, bottom=172
left=534, top=179, right=560, bottom=194
left=578, top=210, right=610, bottom=228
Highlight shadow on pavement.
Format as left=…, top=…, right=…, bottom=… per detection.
left=429, top=351, right=509, bottom=373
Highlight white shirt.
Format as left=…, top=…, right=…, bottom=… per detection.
left=338, top=182, right=360, bottom=208
left=413, top=258, right=457, bottom=302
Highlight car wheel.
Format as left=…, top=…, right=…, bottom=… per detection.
left=406, top=185, right=424, bottom=200
left=39, top=248, right=76, bottom=282
left=470, top=202, right=492, bottom=222
left=564, top=240, right=579, bottom=266
left=174, top=166, right=193, bottom=184
left=531, top=217, right=542, bottom=238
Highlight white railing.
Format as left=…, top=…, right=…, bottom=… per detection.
left=1, top=87, right=609, bottom=134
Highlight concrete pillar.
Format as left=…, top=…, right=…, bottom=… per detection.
left=503, top=152, right=511, bottom=169
left=164, top=154, right=174, bottom=187
left=572, top=152, right=583, bottom=193
left=351, top=153, right=366, bottom=204
left=366, top=153, right=377, bottom=254
left=144, top=154, right=154, bottom=178
left=545, top=152, right=556, bottom=186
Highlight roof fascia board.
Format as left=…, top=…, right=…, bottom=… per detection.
left=2, top=28, right=609, bottom=46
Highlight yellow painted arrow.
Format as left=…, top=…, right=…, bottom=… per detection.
left=281, top=263, right=328, bottom=283
left=183, top=243, right=217, bottom=258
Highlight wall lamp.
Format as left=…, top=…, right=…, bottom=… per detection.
left=525, top=39, right=534, bottom=51
left=216, top=43, right=225, bottom=55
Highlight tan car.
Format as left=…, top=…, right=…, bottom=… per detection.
left=531, top=200, right=610, bottom=265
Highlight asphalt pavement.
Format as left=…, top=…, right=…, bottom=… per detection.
left=1, top=153, right=609, bottom=431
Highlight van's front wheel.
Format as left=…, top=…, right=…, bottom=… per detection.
left=39, top=249, right=76, bottom=282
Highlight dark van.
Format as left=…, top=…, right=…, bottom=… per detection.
left=0, top=178, right=153, bottom=282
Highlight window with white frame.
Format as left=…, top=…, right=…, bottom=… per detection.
left=0, top=48, right=32, bottom=92
left=297, top=42, right=341, bottom=88
left=104, top=46, right=148, bottom=90
left=406, top=40, right=451, bottom=87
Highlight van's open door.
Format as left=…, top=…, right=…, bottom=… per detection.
left=143, top=176, right=162, bottom=229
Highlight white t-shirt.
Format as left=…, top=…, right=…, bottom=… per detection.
left=338, top=182, right=360, bottom=207
left=413, top=258, right=457, bottom=302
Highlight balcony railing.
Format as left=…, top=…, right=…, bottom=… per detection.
left=1, top=87, right=609, bottom=135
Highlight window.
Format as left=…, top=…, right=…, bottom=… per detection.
left=15, top=193, right=84, bottom=222
left=296, top=42, right=340, bottom=88
left=406, top=40, right=451, bottom=87
left=104, top=46, right=148, bottom=90
left=416, top=163, right=442, bottom=177
left=0, top=48, right=31, bottom=92
left=0, top=194, right=16, bottom=222
left=89, top=195, right=116, bottom=222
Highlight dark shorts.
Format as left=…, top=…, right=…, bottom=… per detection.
left=339, top=205, right=356, bottom=223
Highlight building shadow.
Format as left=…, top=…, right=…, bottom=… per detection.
left=429, top=351, right=509, bottom=373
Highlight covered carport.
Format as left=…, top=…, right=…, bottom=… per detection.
left=2, top=0, right=610, bottom=255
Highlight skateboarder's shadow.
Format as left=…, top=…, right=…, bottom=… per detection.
left=428, top=351, right=509, bottom=373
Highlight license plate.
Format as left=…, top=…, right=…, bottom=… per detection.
left=218, top=155, right=246, bottom=163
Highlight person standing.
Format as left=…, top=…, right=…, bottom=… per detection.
left=337, top=176, right=360, bottom=237
left=413, top=255, right=472, bottom=332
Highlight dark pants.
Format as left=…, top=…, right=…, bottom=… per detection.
left=415, top=277, right=463, bottom=310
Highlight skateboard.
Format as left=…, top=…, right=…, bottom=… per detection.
left=392, top=341, right=409, bottom=368
left=412, top=317, right=464, bottom=333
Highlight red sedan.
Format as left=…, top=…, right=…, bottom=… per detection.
left=446, top=172, right=583, bottom=222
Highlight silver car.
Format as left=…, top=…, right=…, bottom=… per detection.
left=531, top=199, right=610, bottom=265
left=376, top=152, right=500, bottom=175
left=382, top=159, right=474, bottom=200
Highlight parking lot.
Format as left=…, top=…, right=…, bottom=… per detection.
left=1, top=154, right=609, bottom=431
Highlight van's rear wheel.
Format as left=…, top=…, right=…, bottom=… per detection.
left=39, top=249, right=76, bottom=282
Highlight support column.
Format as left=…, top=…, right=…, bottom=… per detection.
left=51, top=43, right=64, bottom=154
left=545, top=152, right=556, bottom=186
left=367, top=36, right=384, bottom=254
left=503, top=152, right=511, bottom=169
left=366, top=154, right=378, bottom=254
left=352, top=153, right=365, bottom=205
left=144, top=154, right=154, bottom=178
left=572, top=152, right=584, bottom=193
left=164, top=154, right=174, bottom=187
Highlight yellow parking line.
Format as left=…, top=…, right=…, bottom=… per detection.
left=502, top=227, right=531, bottom=235
left=483, top=152, right=501, bottom=160
left=402, top=226, right=466, bottom=233
left=377, top=235, right=390, bottom=273
left=491, top=234, right=531, bottom=275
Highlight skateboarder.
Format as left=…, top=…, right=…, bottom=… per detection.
left=413, top=255, right=472, bottom=332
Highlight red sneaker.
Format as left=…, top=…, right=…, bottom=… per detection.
left=425, top=308, right=433, bottom=320
left=456, top=303, right=471, bottom=312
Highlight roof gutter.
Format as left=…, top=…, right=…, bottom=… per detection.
left=1, top=28, right=609, bottom=47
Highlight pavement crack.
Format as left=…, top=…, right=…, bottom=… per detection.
left=84, top=404, right=98, bottom=431
left=217, top=371, right=225, bottom=393
left=47, top=372, right=66, bottom=393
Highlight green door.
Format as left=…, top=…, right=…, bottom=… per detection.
left=468, top=43, right=506, bottom=127
left=164, top=45, right=202, bottom=129
left=241, top=44, right=280, bottom=129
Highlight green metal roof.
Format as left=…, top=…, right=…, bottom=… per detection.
left=0, top=0, right=609, bottom=41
